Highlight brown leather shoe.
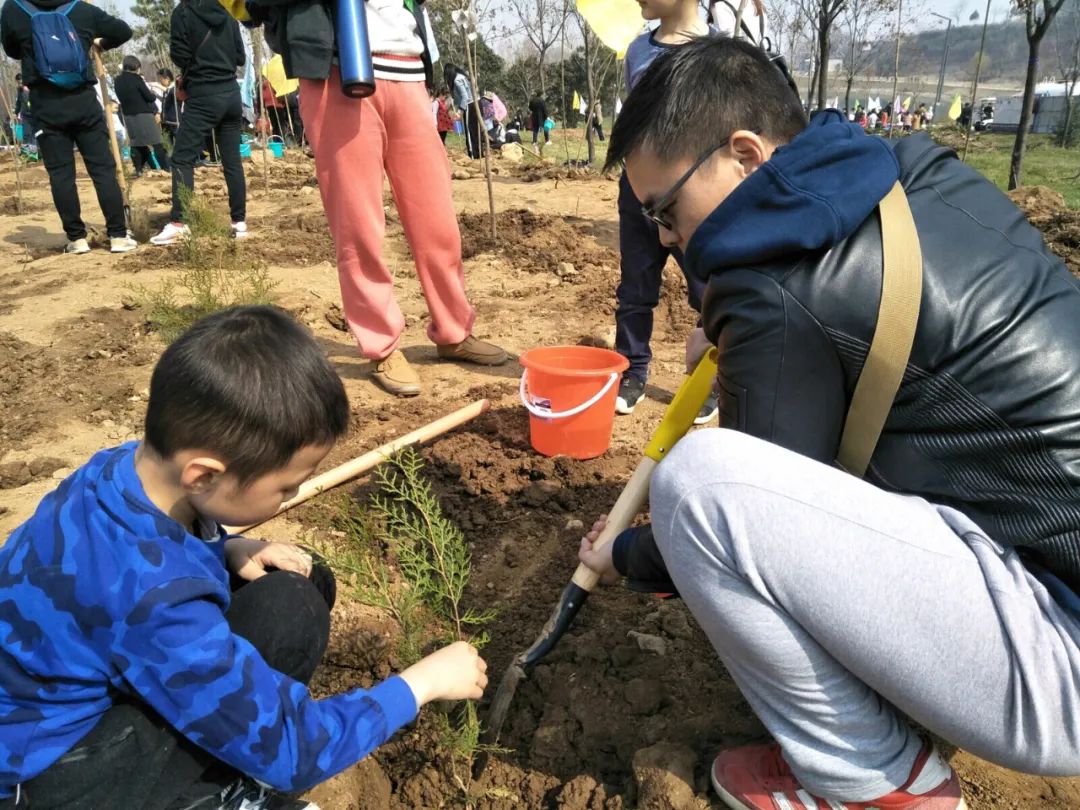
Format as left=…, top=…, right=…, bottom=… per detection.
left=436, top=335, right=509, bottom=366
left=372, top=350, right=421, bottom=396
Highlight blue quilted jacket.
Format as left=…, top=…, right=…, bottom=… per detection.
left=0, top=442, right=417, bottom=796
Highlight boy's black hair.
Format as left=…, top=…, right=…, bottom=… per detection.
left=122, top=55, right=141, bottom=73
left=158, top=67, right=174, bottom=81
left=144, top=306, right=349, bottom=485
left=605, top=36, right=808, bottom=172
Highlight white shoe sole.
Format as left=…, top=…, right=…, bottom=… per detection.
left=694, top=405, right=719, bottom=426
left=615, top=395, right=639, bottom=415
left=65, top=247, right=90, bottom=255
left=709, top=769, right=970, bottom=810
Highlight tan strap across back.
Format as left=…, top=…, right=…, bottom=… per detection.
left=835, top=181, right=923, bottom=478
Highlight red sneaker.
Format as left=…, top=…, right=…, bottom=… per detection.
left=710, top=741, right=967, bottom=810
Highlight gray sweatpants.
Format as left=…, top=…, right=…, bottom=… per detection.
left=649, top=429, right=1080, bottom=801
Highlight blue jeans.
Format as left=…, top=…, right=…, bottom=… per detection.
left=615, top=172, right=705, bottom=381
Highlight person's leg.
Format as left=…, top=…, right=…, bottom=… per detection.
left=299, top=74, right=405, bottom=361
left=152, top=142, right=171, bottom=171
left=69, top=108, right=128, bottom=239
left=36, top=123, right=85, bottom=241
left=649, top=429, right=1080, bottom=800
left=131, top=145, right=147, bottom=175
left=382, top=81, right=476, bottom=348
left=439, top=130, right=447, bottom=144
left=168, top=97, right=214, bottom=222
left=215, top=93, right=247, bottom=225
left=615, top=171, right=669, bottom=383
left=465, top=106, right=482, bottom=159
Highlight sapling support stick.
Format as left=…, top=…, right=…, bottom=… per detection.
left=224, top=399, right=490, bottom=534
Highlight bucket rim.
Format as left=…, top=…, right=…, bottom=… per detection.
left=519, top=345, right=629, bottom=378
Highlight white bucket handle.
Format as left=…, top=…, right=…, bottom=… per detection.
left=519, top=369, right=620, bottom=420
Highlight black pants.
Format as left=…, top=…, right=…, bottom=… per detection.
left=463, top=105, right=482, bottom=159
left=592, top=120, right=605, bottom=141
left=171, top=90, right=246, bottom=223
left=531, top=125, right=550, bottom=144
left=615, top=172, right=704, bottom=382
left=35, top=91, right=126, bottom=240
left=132, top=143, right=171, bottom=175
left=2, top=566, right=336, bottom=810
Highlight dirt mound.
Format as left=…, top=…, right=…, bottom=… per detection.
left=306, top=407, right=748, bottom=808
left=0, top=308, right=159, bottom=448
left=1009, top=186, right=1080, bottom=277
left=459, top=209, right=618, bottom=276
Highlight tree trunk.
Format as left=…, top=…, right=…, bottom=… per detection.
left=1062, top=92, right=1076, bottom=148
left=584, top=28, right=595, bottom=166
left=252, top=35, right=270, bottom=195
left=1008, top=35, right=1042, bottom=190
left=815, top=14, right=830, bottom=110
left=462, top=32, right=496, bottom=238
left=807, top=57, right=818, bottom=110
left=844, top=74, right=854, bottom=113
left=538, top=47, right=547, bottom=96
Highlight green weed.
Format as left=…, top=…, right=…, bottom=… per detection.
left=127, top=186, right=277, bottom=342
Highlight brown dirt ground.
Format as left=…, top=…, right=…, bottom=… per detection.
left=1, top=145, right=1079, bottom=809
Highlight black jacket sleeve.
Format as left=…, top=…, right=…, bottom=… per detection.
left=233, top=19, right=245, bottom=68
left=90, top=4, right=132, bottom=50
left=0, top=3, right=20, bottom=61
left=138, top=76, right=156, bottom=104
left=171, top=6, right=193, bottom=71
left=702, top=268, right=847, bottom=463
left=611, top=525, right=677, bottom=595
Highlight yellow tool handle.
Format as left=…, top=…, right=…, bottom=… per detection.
left=570, top=347, right=720, bottom=591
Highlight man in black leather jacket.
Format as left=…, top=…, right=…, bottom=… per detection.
left=585, top=36, right=1080, bottom=810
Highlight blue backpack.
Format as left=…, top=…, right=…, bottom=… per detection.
left=12, top=0, right=90, bottom=90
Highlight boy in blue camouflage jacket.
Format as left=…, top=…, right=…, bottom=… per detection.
left=0, top=306, right=487, bottom=810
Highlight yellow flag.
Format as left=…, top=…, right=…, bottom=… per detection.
left=572, top=90, right=582, bottom=112
left=947, top=93, right=962, bottom=121
left=902, top=96, right=912, bottom=111
left=576, top=0, right=644, bottom=58
left=219, top=0, right=250, bottom=22
left=263, top=54, right=300, bottom=97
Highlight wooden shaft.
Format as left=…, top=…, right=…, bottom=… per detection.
left=570, top=457, right=656, bottom=592
left=90, top=49, right=128, bottom=201
left=227, top=399, right=489, bottom=534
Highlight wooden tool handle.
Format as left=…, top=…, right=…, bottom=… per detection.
left=90, top=49, right=127, bottom=197
left=570, top=457, right=656, bottom=592
left=226, top=399, right=489, bottom=534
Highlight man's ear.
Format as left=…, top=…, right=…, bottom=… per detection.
left=729, top=130, right=770, bottom=176
left=179, top=456, right=228, bottom=495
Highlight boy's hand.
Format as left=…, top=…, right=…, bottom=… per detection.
left=225, top=536, right=313, bottom=581
left=578, top=515, right=620, bottom=585
left=399, top=641, right=488, bottom=706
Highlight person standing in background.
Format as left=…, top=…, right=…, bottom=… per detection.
left=435, top=88, right=453, bottom=144
left=115, top=55, right=170, bottom=177
left=529, top=92, right=549, bottom=147
left=245, top=0, right=508, bottom=396
left=157, top=67, right=180, bottom=145
left=446, top=63, right=481, bottom=159
left=0, top=0, right=136, bottom=254
left=151, top=0, right=248, bottom=245
left=12, top=71, right=35, bottom=148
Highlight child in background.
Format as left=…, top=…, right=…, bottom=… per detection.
left=0, top=306, right=488, bottom=810
left=614, top=0, right=721, bottom=419
left=0, top=1, right=136, bottom=254
left=247, top=0, right=507, bottom=397
left=115, top=55, right=171, bottom=177
left=158, top=67, right=180, bottom=145
left=435, top=88, right=454, bottom=144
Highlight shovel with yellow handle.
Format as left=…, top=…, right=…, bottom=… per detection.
left=480, top=347, right=720, bottom=750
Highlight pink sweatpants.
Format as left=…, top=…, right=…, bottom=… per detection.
left=299, top=72, right=476, bottom=360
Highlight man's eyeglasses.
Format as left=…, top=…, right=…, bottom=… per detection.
left=638, top=130, right=759, bottom=231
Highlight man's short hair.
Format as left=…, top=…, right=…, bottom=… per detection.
left=145, top=306, right=349, bottom=485
left=605, top=36, right=807, bottom=172
left=158, top=68, right=174, bottom=81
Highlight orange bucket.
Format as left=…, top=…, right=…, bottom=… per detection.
left=519, top=346, right=629, bottom=459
